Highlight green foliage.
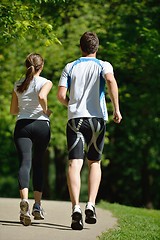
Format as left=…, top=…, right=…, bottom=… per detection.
left=96, top=0, right=160, bottom=209
left=98, top=201, right=160, bottom=240
left=0, top=0, right=62, bottom=45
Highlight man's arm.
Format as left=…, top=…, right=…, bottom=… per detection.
left=105, top=73, right=122, bottom=123
left=57, top=86, right=69, bottom=107
left=10, top=91, right=19, bottom=115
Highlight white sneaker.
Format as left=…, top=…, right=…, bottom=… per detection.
left=71, top=205, right=83, bottom=230
left=85, top=202, right=97, bottom=224
left=32, top=203, right=44, bottom=220
left=20, top=200, right=31, bottom=226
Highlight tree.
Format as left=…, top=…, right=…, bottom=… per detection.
left=98, top=0, right=160, bottom=209
left=0, top=0, right=64, bottom=45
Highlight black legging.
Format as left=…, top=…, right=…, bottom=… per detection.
left=14, top=119, right=50, bottom=192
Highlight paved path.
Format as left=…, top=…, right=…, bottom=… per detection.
left=0, top=198, right=117, bottom=240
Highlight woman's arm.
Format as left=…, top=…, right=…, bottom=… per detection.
left=10, top=91, right=19, bottom=115
left=38, top=81, right=53, bottom=116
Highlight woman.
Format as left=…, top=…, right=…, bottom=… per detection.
left=10, top=53, right=53, bottom=226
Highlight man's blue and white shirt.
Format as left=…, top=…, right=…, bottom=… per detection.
left=59, top=57, right=114, bottom=121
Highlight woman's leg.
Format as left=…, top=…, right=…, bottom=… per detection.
left=14, top=137, right=32, bottom=200
left=14, top=120, right=33, bottom=226
left=32, top=120, right=50, bottom=202
left=20, top=188, right=29, bottom=200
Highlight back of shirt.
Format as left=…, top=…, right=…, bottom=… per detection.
left=14, top=76, right=51, bottom=121
left=59, top=57, right=114, bottom=121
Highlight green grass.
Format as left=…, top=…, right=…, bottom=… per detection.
left=98, top=201, right=160, bottom=240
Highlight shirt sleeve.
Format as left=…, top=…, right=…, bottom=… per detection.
left=58, top=64, right=69, bottom=88
left=36, top=77, right=52, bottom=92
left=14, top=82, right=18, bottom=92
left=102, top=61, right=114, bottom=78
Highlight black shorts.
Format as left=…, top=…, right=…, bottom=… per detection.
left=66, top=117, right=106, bottom=161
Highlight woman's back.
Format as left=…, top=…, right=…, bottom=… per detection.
left=15, top=76, right=50, bottom=120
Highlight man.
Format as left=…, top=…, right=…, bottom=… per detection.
left=57, top=31, right=122, bottom=230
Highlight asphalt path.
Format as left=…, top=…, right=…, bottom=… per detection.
left=0, top=198, right=117, bottom=240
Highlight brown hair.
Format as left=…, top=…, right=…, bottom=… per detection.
left=80, top=32, right=99, bottom=54
left=17, top=53, right=44, bottom=93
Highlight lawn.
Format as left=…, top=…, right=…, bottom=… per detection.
left=98, top=201, right=160, bottom=240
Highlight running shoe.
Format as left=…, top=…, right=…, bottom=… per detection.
left=32, top=202, right=44, bottom=220
left=71, top=205, right=83, bottom=230
left=20, top=199, right=31, bottom=226
left=85, top=202, right=97, bottom=224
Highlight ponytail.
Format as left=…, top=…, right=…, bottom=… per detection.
left=17, top=66, right=35, bottom=93
left=17, top=53, right=44, bottom=94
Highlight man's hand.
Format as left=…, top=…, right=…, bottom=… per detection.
left=113, top=111, right=122, bottom=123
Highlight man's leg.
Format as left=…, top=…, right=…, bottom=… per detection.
left=87, top=160, right=101, bottom=204
left=67, top=159, right=83, bottom=207
left=66, top=118, right=86, bottom=230
left=67, top=159, right=84, bottom=230
left=85, top=160, right=101, bottom=224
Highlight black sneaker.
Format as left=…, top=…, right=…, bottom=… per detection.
left=71, top=205, right=83, bottom=230
left=85, top=202, right=97, bottom=224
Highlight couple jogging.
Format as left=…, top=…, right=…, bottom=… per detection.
left=10, top=31, right=122, bottom=230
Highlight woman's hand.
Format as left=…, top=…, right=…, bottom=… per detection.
left=44, top=109, right=52, bottom=117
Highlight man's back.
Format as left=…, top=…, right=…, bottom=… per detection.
left=59, top=57, right=113, bottom=120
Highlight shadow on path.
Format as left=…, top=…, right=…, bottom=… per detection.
left=0, top=220, right=89, bottom=231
